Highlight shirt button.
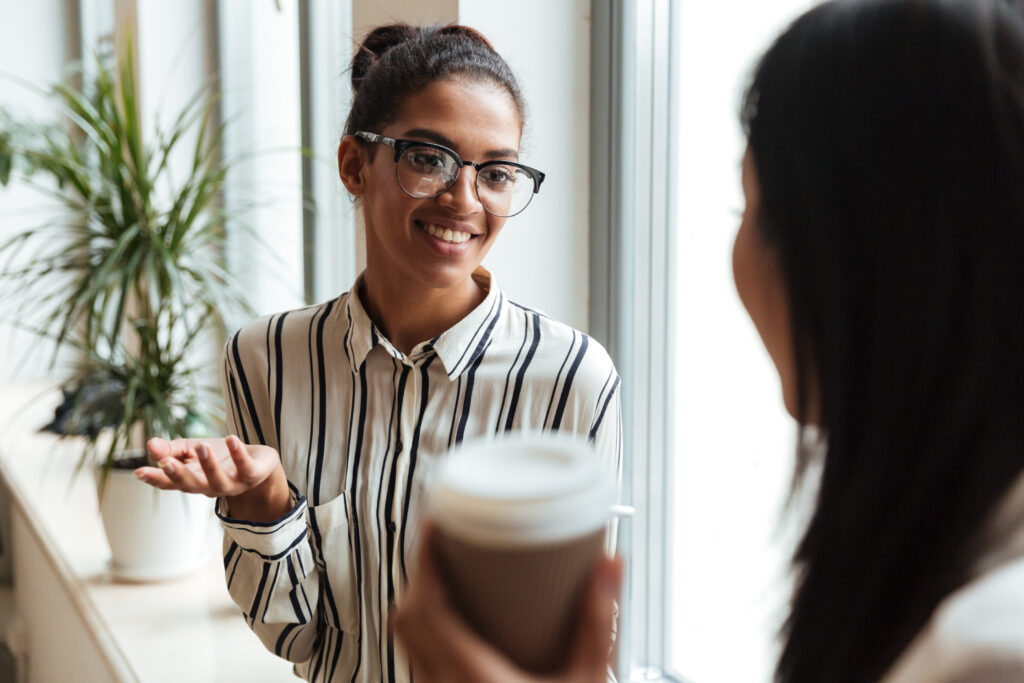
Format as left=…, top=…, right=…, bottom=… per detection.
left=387, top=521, right=397, bottom=533
left=396, top=440, right=403, bottom=452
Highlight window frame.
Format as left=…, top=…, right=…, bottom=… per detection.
left=590, top=0, right=681, bottom=679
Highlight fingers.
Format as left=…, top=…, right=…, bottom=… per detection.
left=145, top=437, right=171, bottom=461
left=564, top=555, right=623, bottom=681
left=226, top=435, right=259, bottom=486
left=133, top=465, right=176, bottom=490
left=196, top=442, right=234, bottom=496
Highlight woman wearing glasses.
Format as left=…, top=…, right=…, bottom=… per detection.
left=395, top=0, right=1024, bottom=681
left=134, top=24, right=621, bottom=683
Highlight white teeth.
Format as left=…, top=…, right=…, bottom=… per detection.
left=423, top=223, right=471, bottom=244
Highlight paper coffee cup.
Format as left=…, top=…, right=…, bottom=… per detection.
left=427, top=434, right=617, bottom=674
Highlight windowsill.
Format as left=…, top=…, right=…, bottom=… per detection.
left=0, top=382, right=296, bottom=682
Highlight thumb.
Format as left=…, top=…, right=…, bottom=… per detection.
left=146, top=437, right=170, bottom=460
left=564, top=555, right=623, bottom=681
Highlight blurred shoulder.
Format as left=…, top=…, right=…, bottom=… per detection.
left=883, top=554, right=1024, bottom=682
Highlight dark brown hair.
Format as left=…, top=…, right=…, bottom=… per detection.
left=344, top=24, right=525, bottom=143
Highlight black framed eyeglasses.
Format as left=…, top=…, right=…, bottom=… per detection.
left=354, top=131, right=546, bottom=218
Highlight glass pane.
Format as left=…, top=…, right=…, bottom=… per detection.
left=670, top=2, right=817, bottom=681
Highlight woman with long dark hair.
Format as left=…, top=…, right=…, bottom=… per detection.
left=394, top=1, right=1024, bottom=680
left=135, top=25, right=621, bottom=683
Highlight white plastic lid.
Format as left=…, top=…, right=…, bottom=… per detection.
left=428, top=434, right=618, bottom=547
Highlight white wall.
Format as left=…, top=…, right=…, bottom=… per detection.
left=0, top=0, right=78, bottom=382
left=457, top=0, right=592, bottom=332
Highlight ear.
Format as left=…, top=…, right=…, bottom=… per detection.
left=338, top=135, right=369, bottom=196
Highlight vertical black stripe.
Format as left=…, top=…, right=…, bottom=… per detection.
left=274, top=312, right=289, bottom=448
left=275, top=622, right=300, bottom=657
left=326, top=621, right=345, bottom=683
left=249, top=562, right=272, bottom=626
left=223, top=541, right=238, bottom=569
left=225, top=345, right=250, bottom=443
left=543, top=332, right=577, bottom=429
left=505, top=312, right=542, bottom=432
left=310, top=628, right=327, bottom=682
left=551, top=335, right=590, bottom=430
left=376, top=360, right=400, bottom=674
left=458, top=293, right=503, bottom=378
left=383, top=364, right=411, bottom=683
left=305, top=309, right=319, bottom=492
left=263, top=563, right=281, bottom=623
left=232, top=332, right=266, bottom=445
left=265, top=317, right=273, bottom=430
left=449, top=293, right=499, bottom=376
left=447, top=376, right=463, bottom=449
left=346, top=364, right=369, bottom=683
left=227, top=551, right=242, bottom=589
left=307, top=512, right=341, bottom=627
left=298, top=583, right=312, bottom=621
left=286, top=556, right=306, bottom=623
left=399, top=356, right=435, bottom=580
left=311, top=300, right=336, bottom=505
left=495, top=315, right=530, bottom=432
left=455, top=343, right=490, bottom=444
left=589, top=375, right=621, bottom=441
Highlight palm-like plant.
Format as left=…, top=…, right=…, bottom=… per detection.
left=0, top=37, right=251, bottom=478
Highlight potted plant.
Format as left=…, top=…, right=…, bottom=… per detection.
left=0, top=37, right=252, bottom=580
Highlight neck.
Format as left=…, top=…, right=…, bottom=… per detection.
left=359, top=267, right=486, bottom=355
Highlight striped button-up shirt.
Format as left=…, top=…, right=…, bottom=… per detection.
left=216, top=268, right=622, bottom=683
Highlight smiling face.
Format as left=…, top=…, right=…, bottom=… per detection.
left=342, top=77, right=523, bottom=293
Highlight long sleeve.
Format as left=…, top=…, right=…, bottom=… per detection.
left=217, top=490, right=322, bottom=662
left=219, top=345, right=324, bottom=665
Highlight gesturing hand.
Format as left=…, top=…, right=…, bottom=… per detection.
left=134, top=436, right=280, bottom=498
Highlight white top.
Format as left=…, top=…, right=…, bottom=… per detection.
left=883, top=473, right=1024, bottom=682
left=215, top=268, right=622, bottom=683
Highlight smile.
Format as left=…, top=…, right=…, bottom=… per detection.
left=421, top=222, right=473, bottom=244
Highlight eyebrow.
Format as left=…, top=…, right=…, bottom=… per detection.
left=401, top=128, right=520, bottom=161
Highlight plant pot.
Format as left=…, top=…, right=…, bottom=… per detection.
left=96, top=456, right=216, bottom=582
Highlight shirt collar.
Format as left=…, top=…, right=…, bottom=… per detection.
left=341, top=267, right=504, bottom=380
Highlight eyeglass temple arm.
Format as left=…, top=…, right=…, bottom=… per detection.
left=354, top=131, right=397, bottom=147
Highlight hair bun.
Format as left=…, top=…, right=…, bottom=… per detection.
left=436, top=24, right=496, bottom=51
left=351, top=24, right=420, bottom=92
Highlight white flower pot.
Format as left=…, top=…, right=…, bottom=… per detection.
left=96, top=466, right=216, bottom=582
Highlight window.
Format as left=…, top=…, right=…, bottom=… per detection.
left=593, top=1, right=815, bottom=680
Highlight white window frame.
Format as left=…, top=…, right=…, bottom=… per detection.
left=590, top=0, right=681, bottom=680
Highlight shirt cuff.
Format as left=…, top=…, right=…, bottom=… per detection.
left=217, top=481, right=308, bottom=559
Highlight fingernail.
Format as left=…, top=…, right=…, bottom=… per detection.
left=159, top=459, right=175, bottom=474
left=197, top=444, right=209, bottom=461
left=226, top=436, right=238, bottom=451
left=134, top=470, right=147, bottom=481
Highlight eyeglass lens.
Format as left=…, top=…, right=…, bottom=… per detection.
left=396, top=144, right=536, bottom=217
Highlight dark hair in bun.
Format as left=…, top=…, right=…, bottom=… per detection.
left=345, top=23, right=525, bottom=141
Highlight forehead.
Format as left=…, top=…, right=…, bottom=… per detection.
left=387, top=78, right=522, bottom=155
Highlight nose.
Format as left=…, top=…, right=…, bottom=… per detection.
left=435, top=165, right=482, bottom=214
